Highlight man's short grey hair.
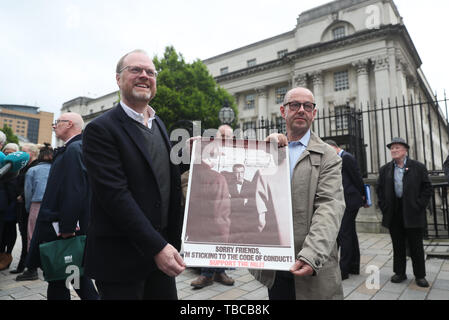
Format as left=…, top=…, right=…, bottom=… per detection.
left=116, top=49, right=150, bottom=74
left=324, top=140, right=339, bottom=148
left=0, top=131, right=6, bottom=147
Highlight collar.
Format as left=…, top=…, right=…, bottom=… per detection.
left=394, top=157, right=408, bottom=169
left=120, top=101, right=156, bottom=127
left=54, top=134, right=82, bottom=158
left=64, top=134, right=80, bottom=146
left=338, top=149, right=344, bottom=157
left=288, top=129, right=311, bottom=147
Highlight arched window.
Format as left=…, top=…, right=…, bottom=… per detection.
left=321, top=21, right=356, bottom=43
left=332, top=26, right=346, bottom=40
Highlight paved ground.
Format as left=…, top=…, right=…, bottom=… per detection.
left=1, top=232, right=449, bottom=300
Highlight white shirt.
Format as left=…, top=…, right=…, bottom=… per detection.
left=120, top=101, right=156, bottom=129
left=236, top=183, right=243, bottom=194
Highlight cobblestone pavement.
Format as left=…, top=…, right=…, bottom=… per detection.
left=1, top=232, right=448, bottom=300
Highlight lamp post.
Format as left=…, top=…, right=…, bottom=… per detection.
left=218, top=100, right=235, bottom=125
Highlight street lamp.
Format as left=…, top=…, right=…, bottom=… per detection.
left=218, top=100, right=235, bottom=125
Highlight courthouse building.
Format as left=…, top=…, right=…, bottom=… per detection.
left=63, top=0, right=448, bottom=177
left=201, top=0, right=449, bottom=233
left=61, top=0, right=449, bottom=233
left=203, top=0, right=448, bottom=177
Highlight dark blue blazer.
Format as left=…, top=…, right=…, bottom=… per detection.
left=341, top=150, right=365, bottom=211
left=82, top=104, right=182, bottom=282
left=26, top=134, right=91, bottom=268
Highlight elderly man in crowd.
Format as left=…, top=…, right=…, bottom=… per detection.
left=376, top=137, right=432, bottom=288
left=26, top=112, right=99, bottom=300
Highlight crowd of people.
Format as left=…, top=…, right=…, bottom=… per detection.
left=0, top=48, right=436, bottom=300
left=0, top=135, right=53, bottom=283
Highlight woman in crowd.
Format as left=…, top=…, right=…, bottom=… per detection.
left=0, top=143, right=20, bottom=270
left=16, top=143, right=53, bottom=281
left=10, top=143, right=40, bottom=274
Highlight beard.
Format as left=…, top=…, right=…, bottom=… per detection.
left=131, top=87, right=153, bottom=101
left=120, top=85, right=157, bottom=106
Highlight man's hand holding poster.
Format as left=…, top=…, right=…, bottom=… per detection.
left=181, top=138, right=295, bottom=271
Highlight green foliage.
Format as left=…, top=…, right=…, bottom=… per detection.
left=151, top=46, right=238, bottom=132
left=1, top=124, right=19, bottom=145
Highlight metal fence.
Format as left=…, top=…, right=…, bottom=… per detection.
left=169, top=93, right=449, bottom=240
left=236, top=92, right=449, bottom=178
left=427, top=183, right=449, bottom=240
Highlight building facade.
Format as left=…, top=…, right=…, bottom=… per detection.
left=61, top=0, right=449, bottom=176
left=203, top=0, right=449, bottom=234
left=60, top=0, right=449, bottom=233
left=60, top=92, right=119, bottom=126
left=0, top=104, right=54, bottom=144
left=203, top=0, right=448, bottom=177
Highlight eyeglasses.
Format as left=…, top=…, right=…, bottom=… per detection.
left=284, top=101, right=316, bottom=112
left=52, top=120, right=70, bottom=126
left=119, top=65, right=158, bottom=78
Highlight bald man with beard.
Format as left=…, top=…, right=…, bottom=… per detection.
left=26, top=112, right=99, bottom=300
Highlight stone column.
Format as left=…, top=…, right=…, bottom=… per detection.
left=311, top=70, right=325, bottom=136
left=395, top=56, right=410, bottom=140
left=395, top=55, right=409, bottom=103
left=352, top=59, right=385, bottom=233
left=353, top=59, right=371, bottom=173
left=373, top=55, right=391, bottom=166
left=373, top=55, right=391, bottom=104
left=406, top=75, right=424, bottom=159
left=232, top=93, right=242, bottom=138
left=256, top=86, right=268, bottom=120
left=353, top=59, right=370, bottom=107
left=256, top=86, right=268, bottom=139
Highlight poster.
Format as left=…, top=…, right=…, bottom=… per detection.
left=181, top=138, right=295, bottom=271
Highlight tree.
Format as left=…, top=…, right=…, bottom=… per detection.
left=151, top=46, right=238, bottom=133
left=1, top=125, right=19, bottom=145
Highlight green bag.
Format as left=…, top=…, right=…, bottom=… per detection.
left=39, top=235, right=86, bottom=282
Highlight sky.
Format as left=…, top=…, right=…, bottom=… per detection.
left=1, top=0, right=448, bottom=119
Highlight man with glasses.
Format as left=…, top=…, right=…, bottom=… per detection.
left=26, top=112, right=99, bottom=300
left=251, top=87, right=345, bottom=300
left=82, top=49, right=185, bottom=299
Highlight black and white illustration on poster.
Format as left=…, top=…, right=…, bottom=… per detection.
left=182, top=138, right=295, bottom=271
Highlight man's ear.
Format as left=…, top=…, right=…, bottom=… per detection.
left=116, top=73, right=121, bottom=86
left=312, top=108, right=318, bottom=120
left=280, top=106, right=287, bottom=119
